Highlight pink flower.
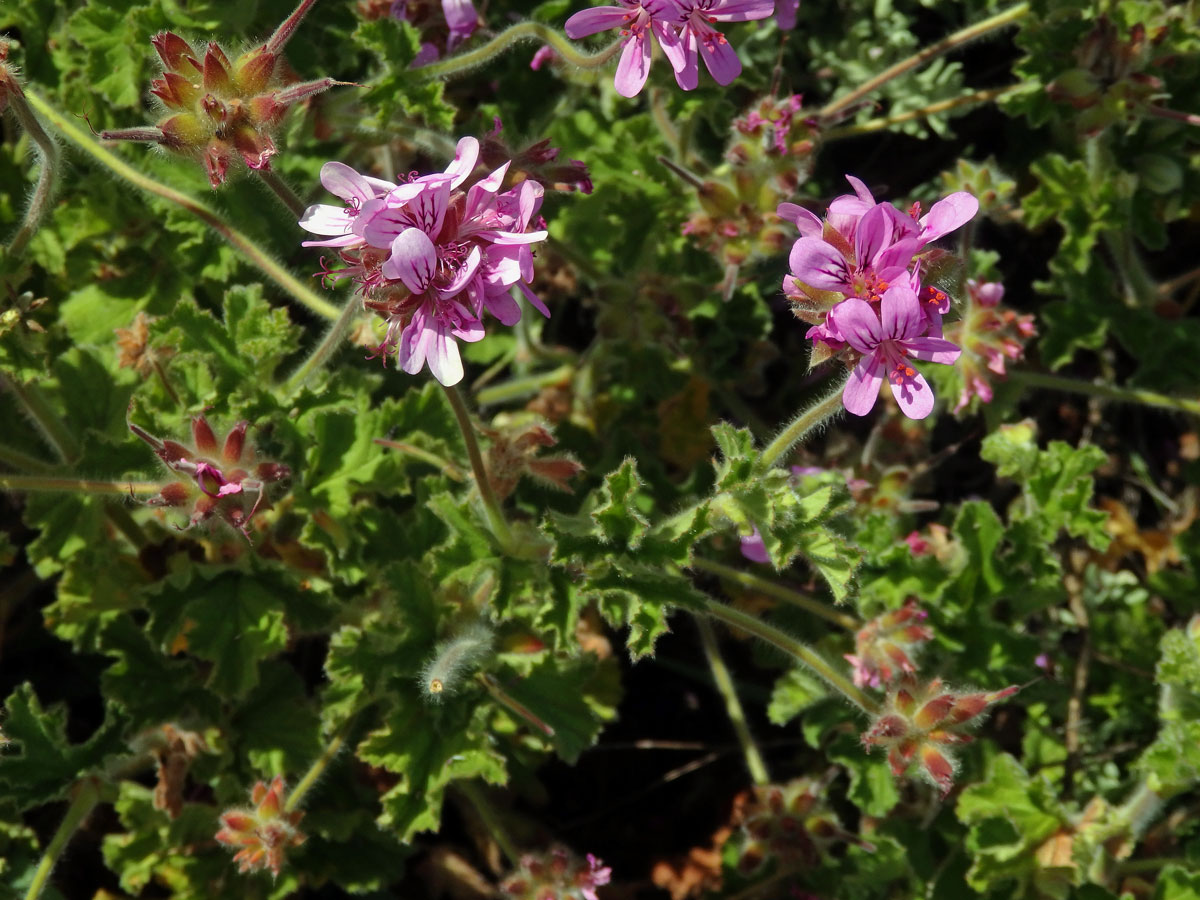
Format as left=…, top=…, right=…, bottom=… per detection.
left=565, top=0, right=685, bottom=97
left=832, top=284, right=960, bottom=419
left=671, top=0, right=775, bottom=90
left=739, top=527, right=770, bottom=563
left=300, top=138, right=550, bottom=386
left=788, top=203, right=920, bottom=302
left=775, top=0, right=799, bottom=29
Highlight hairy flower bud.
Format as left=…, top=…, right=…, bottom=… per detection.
left=862, top=676, right=1020, bottom=795
left=215, top=776, right=305, bottom=877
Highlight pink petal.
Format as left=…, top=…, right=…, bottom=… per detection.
left=854, top=203, right=894, bottom=269
left=843, top=352, right=885, bottom=416
left=788, top=237, right=851, bottom=292
left=485, top=287, right=522, bottom=325
left=654, top=19, right=687, bottom=73
left=438, top=245, right=482, bottom=296
left=919, top=192, right=979, bottom=244
left=427, top=327, right=464, bottom=386
left=698, top=29, right=741, bottom=85
left=444, top=137, right=480, bottom=188
left=890, top=368, right=934, bottom=419
left=845, top=175, right=875, bottom=205
left=614, top=31, right=653, bottom=97
left=906, top=336, right=961, bottom=365
left=320, top=162, right=374, bottom=203
left=880, top=284, right=923, bottom=341
left=565, top=6, right=634, bottom=38
left=672, top=29, right=699, bottom=90
left=407, top=181, right=450, bottom=235
left=299, top=204, right=355, bottom=236
left=777, top=202, right=822, bottom=237
left=829, top=297, right=883, bottom=353
left=774, top=0, right=799, bottom=29
left=382, top=227, right=437, bottom=293
left=706, top=0, right=774, bottom=21
left=442, top=0, right=478, bottom=43
left=517, top=279, right=551, bottom=317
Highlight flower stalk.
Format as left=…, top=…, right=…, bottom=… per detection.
left=24, top=777, right=103, bottom=900
left=692, top=557, right=860, bottom=631
left=1007, top=370, right=1200, bottom=416
left=256, top=167, right=308, bottom=219
left=283, top=725, right=350, bottom=815
left=697, top=617, right=770, bottom=786
left=0, top=376, right=80, bottom=464
left=418, top=22, right=621, bottom=82
left=698, top=596, right=879, bottom=715
left=443, top=384, right=515, bottom=553
left=374, top=438, right=467, bottom=482
left=22, top=89, right=340, bottom=322
left=0, top=474, right=165, bottom=495
left=1, top=64, right=60, bottom=261
left=285, top=291, right=361, bottom=390
left=824, top=85, right=1021, bottom=140
left=756, top=377, right=848, bottom=472
left=818, top=3, right=1030, bottom=121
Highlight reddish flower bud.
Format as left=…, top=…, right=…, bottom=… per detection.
left=216, top=776, right=305, bottom=877
left=150, top=71, right=198, bottom=109
left=233, top=47, right=277, bottom=96
left=152, top=32, right=194, bottom=70
left=201, top=42, right=234, bottom=93
left=231, top=124, right=276, bottom=171
left=203, top=140, right=233, bottom=188
left=191, top=416, right=218, bottom=453
left=222, top=421, right=248, bottom=463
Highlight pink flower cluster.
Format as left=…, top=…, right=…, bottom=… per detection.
left=299, top=137, right=549, bottom=386
left=565, top=0, right=775, bottom=98
left=780, top=177, right=979, bottom=419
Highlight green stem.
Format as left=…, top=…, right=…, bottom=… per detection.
left=1007, top=370, right=1200, bottom=416
left=474, top=365, right=574, bottom=406
left=256, top=168, right=308, bottom=220
left=1147, top=105, right=1200, bottom=128
left=696, top=617, right=770, bottom=786
left=24, top=777, right=102, bottom=900
left=373, top=438, right=467, bottom=481
left=757, top=376, right=848, bottom=472
left=106, top=503, right=147, bottom=548
left=455, top=781, right=521, bottom=867
left=285, top=291, right=360, bottom=390
left=1102, top=230, right=1158, bottom=308
left=1, top=375, right=80, bottom=464
left=692, top=557, right=860, bottom=631
left=418, top=22, right=621, bottom=81
left=818, top=3, right=1030, bottom=120
left=442, top=384, right=514, bottom=552
left=699, top=595, right=878, bottom=715
left=0, top=474, right=163, bottom=495
left=0, top=442, right=55, bottom=473
left=824, top=86, right=1020, bottom=139
left=4, top=82, right=61, bottom=261
left=1115, top=857, right=1183, bottom=876
left=23, top=90, right=340, bottom=322
left=284, top=726, right=349, bottom=814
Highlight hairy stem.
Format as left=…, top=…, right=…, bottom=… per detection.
left=757, top=377, right=848, bottom=472
left=824, top=85, right=1020, bottom=139
left=374, top=438, right=467, bottom=482
left=697, top=617, right=770, bottom=786
left=285, top=291, right=360, bottom=390
left=1007, top=370, right=1200, bottom=416
left=455, top=780, right=521, bottom=867
left=23, top=90, right=340, bottom=322
left=24, top=777, right=102, bottom=900
left=4, top=82, right=61, bottom=260
left=284, top=725, right=350, bottom=814
left=692, top=557, right=860, bottom=631
left=256, top=168, right=308, bottom=220
left=418, top=22, right=621, bottom=81
left=0, top=474, right=163, bottom=495
left=1147, top=104, right=1200, bottom=128
left=0, top=441, right=56, bottom=473
left=698, top=596, right=879, bottom=715
left=442, top=384, right=514, bottom=552
left=0, top=375, right=80, bottom=464
left=818, top=3, right=1030, bottom=120
left=474, top=364, right=573, bottom=406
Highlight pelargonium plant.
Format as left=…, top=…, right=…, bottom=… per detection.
left=4, top=1, right=1199, bottom=899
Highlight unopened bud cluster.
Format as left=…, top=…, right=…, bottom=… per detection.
left=730, top=777, right=870, bottom=875
left=681, top=95, right=819, bottom=281
left=101, top=0, right=336, bottom=187
left=215, top=776, right=305, bottom=877
left=944, top=279, right=1036, bottom=413
left=130, top=415, right=289, bottom=537
left=845, top=599, right=934, bottom=689
left=500, top=846, right=612, bottom=900
left=862, top=676, right=1019, bottom=795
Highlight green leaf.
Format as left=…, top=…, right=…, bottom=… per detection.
left=0, top=684, right=128, bottom=811
left=144, top=565, right=292, bottom=699
left=358, top=694, right=507, bottom=843
left=353, top=18, right=456, bottom=130
left=767, top=665, right=828, bottom=726
left=1155, top=865, right=1200, bottom=900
